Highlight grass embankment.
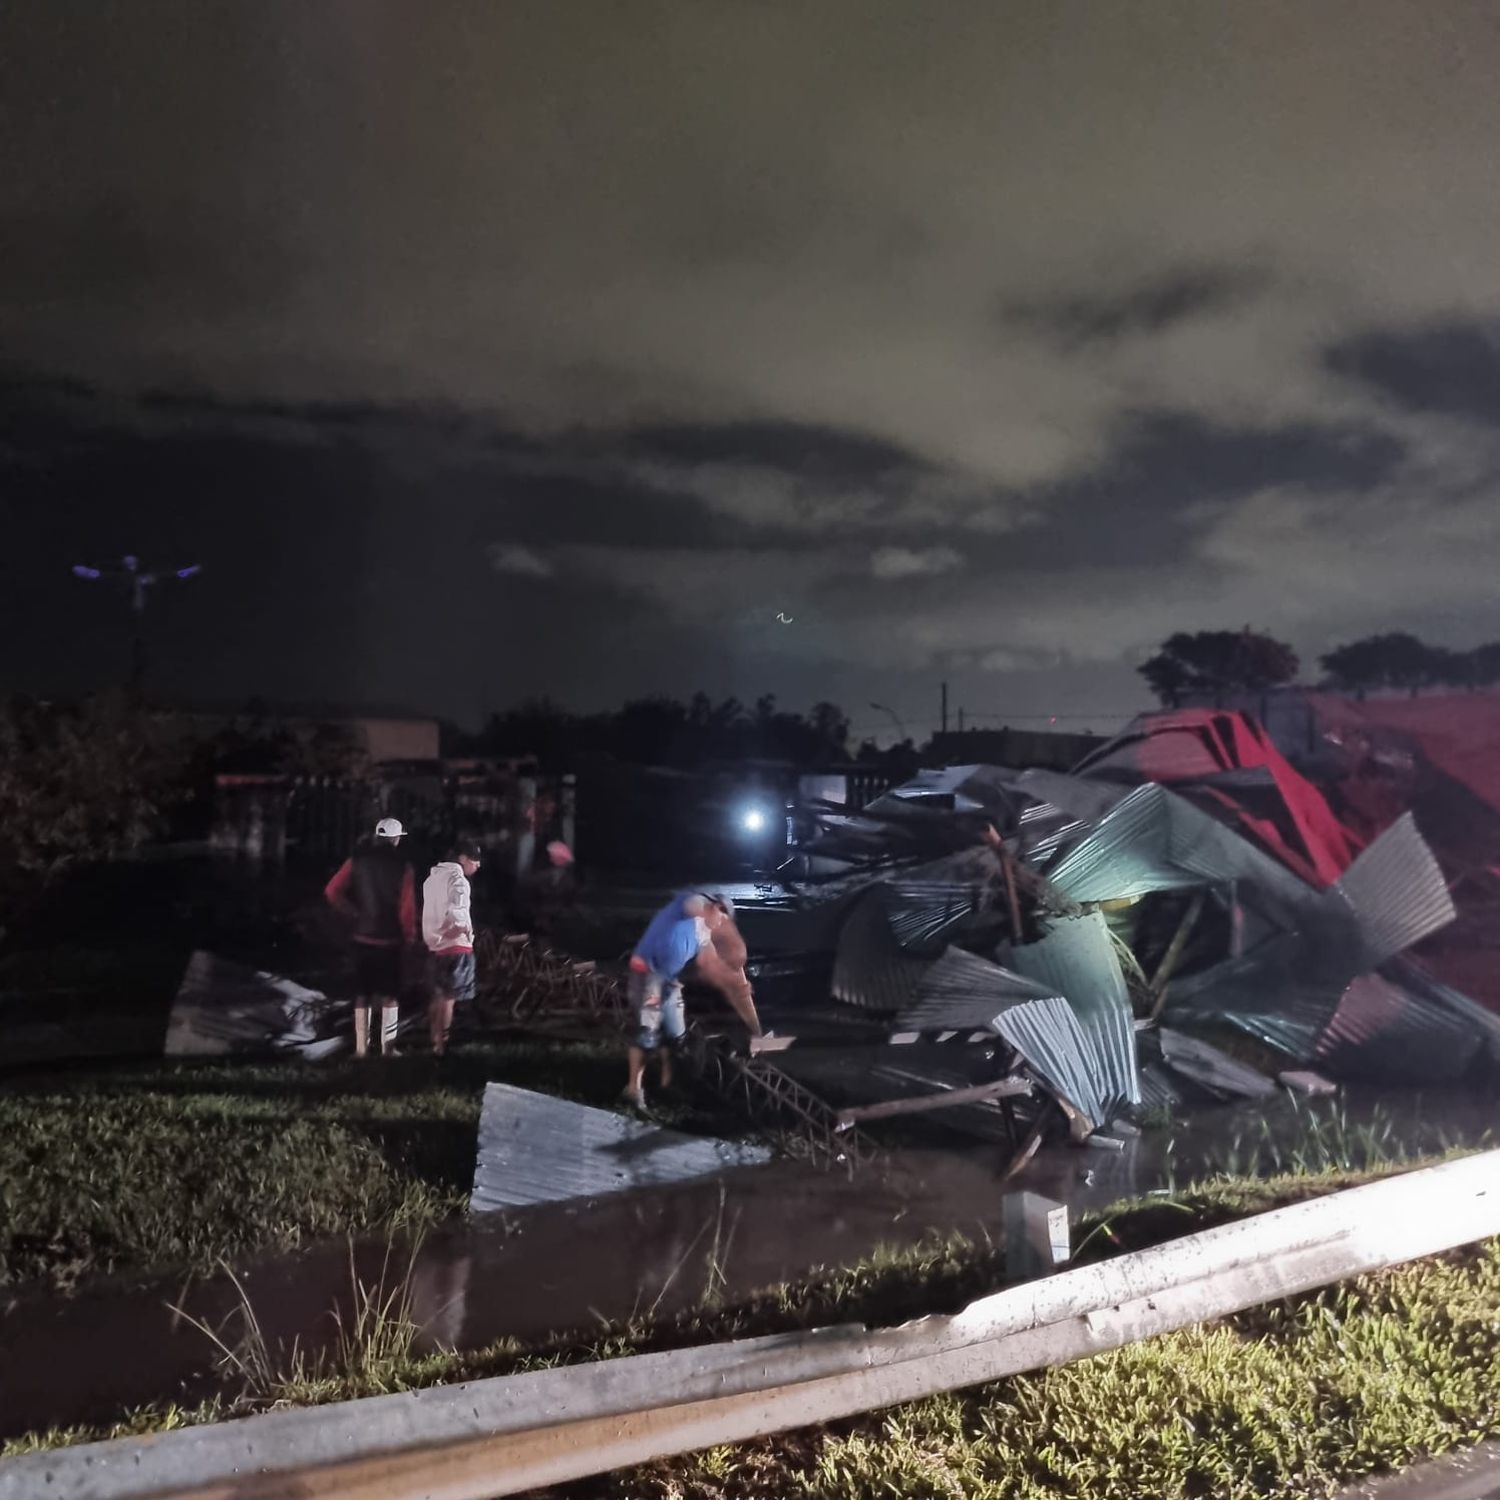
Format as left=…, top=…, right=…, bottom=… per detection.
left=580, top=1238, right=1500, bottom=1500
left=0, top=1037, right=673, bottom=1290
left=7, top=1150, right=1496, bottom=1493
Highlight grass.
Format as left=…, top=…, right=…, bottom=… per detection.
left=5, top=1142, right=1488, bottom=1462
left=576, top=1238, right=1500, bottom=1499
left=0, top=1037, right=659, bottom=1290
left=9, top=1214, right=1500, bottom=1500
left=4, top=1056, right=1496, bottom=1493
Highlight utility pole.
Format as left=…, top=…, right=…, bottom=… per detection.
left=940, top=681, right=949, bottom=735
left=958, top=707, right=965, bottom=733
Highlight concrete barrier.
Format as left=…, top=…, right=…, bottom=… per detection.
left=4, top=1149, right=1497, bottom=1500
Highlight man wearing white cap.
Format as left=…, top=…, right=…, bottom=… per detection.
left=324, top=817, right=418, bottom=1058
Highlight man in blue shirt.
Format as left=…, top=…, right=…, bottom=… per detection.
left=624, top=890, right=754, bottom=1109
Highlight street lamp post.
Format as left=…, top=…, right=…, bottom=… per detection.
left=72, top=555, right=201, bottom=700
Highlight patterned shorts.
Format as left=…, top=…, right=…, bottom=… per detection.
left=629, top=966, right=685, bottom=1052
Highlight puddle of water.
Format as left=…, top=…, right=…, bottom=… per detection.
left=0, top=1145, right=1004, bottom=1439
left=3, top=1083, right=1491, bottom=1442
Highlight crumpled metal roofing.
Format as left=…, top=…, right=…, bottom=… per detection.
left=895, top=945, right=1064, bottom=1032
left=1010, top=910, right=1141, bottom=1118
left=988, top=997, right=1116, bottom=1125
left=1164, top=933, right=1341, bottom=1061
left=1043, top=782, right=1316, bottom=917
left=471, top=1084, right=771, bottom=1212
left=1324, top=812, right=1456, bottom=970
left=167, top=950, right=345, bottom=1061
left=872, top=764, right=1021, bottom=816
left=1314, top=956, right=1500, bottom=1082
left=830, top=885, right=934, bottom=1012
left=883, top=883, right=984, bottom=954
left=1157, top=1026, right=1278, bottom=1099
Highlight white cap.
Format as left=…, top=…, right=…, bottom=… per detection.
left=374, top=817, right=406, bottom=839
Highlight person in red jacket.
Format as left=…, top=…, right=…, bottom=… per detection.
left=324, top=817, right=418, bottom=1058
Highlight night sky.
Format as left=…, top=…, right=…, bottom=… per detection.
left=5, top=2, right=1500, bottom=742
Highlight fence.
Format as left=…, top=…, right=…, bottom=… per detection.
left=211, top=771, right=575, bottom=877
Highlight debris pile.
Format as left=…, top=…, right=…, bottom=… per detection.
left=743, top=711, right=1500, bottom=1151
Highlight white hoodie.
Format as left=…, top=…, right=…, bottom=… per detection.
left=422, top=862, right=474, bottom=953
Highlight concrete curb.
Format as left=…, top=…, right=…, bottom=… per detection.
left=4, top=1149, right=1497, bottom=1499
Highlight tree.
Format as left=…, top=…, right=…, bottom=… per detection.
left=809, top=701, right=851, bottom=759
left=0, top=693, right=187, bottom=923
left=1138, top=629, right=1299, bottom=706
left=1470, top=642, right=1500, bottom=687
left=476, top=693, right=855, bottom=770
left=1320, top=632, right=1448, bottom=698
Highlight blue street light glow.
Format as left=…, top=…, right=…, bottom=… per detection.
left=740, top=807, right=768, bottom=833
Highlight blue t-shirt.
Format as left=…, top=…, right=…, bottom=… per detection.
left=634, top=892, right=708, bottom=978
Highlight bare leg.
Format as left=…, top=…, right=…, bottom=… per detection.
left=380, top=1000, right=400, bottom=1055
left=354, top=1003, right=371, bottom=1059
left=626, top=1046, right=647, bottom=1097
left=429, top=995, right=455, bottom=1055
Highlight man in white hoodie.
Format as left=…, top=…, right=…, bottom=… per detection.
left=422, top=840, right=482, bottom=1057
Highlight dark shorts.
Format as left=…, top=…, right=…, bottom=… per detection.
left=352, top=942, right=401, bottom=999
left=429, top=950, right=477, bottom=1003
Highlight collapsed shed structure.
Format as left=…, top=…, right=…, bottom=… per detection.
left=731, top=709, right=1500, bottom=1151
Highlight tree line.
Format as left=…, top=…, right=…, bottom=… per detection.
left=468, top=693, right=857, bottom=770
left=1139, top=628, right=1500, bottom=705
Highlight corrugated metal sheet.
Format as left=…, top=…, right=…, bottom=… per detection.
left=1043, top=784, right=1195, bottom=901
left=1164, top=937, right=1343, bottom=1062
left=470, top=1084, right=771, bottom=1212
left=1013, top=769, right=1128, bottom=823
left=830, top=886, right=933, bottom=1013
left=895, top=946, right=1063, bottom=1032
left=1158, top=1026, right=1278, bottom=1099
left=1042, top=783, right=1320, bottom=931
left=989, top=997, right=1115, bottom=1124
left=166, top=950, right=345, bottom=1060
left=874, top=765, right=1019, bottom=816
left=1010, top=910, right=1141, bottom=1116
left=1315, top=957, right=1500, bottom=1082
left=1325, top=812, right=1456, bottom=969
left=884, top=883, right=984, bottom=954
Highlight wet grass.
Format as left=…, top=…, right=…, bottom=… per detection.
left=9, top=1219, right=1500, bottom=1500
left=5, top=1145, right=1488, bottom=1465
left=0, top=1037, right=654, bottom=1290
left=571, top=1238, right=1500, bottom=1499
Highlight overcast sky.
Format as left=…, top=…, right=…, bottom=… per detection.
left=5, top=1, right=1500, bottom=740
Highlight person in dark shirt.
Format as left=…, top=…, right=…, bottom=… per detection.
left=324, top=817, right=418, bottom=1058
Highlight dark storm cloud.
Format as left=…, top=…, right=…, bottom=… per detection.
left=7, top=1, right=1500, bottom=727
left=1006, top=265, right=1270, bottom=349
left=1327, top=320, right=1500, bottom=425
left=992, top=411, right=1406, bottom=570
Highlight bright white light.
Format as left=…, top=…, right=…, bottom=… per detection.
left=741, top=808, right=767, bottom=833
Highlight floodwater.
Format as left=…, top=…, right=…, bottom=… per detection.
left=2, top=1083, right=1493, bottom=1441
left=0, top=1145, right=1001, bottom=1439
